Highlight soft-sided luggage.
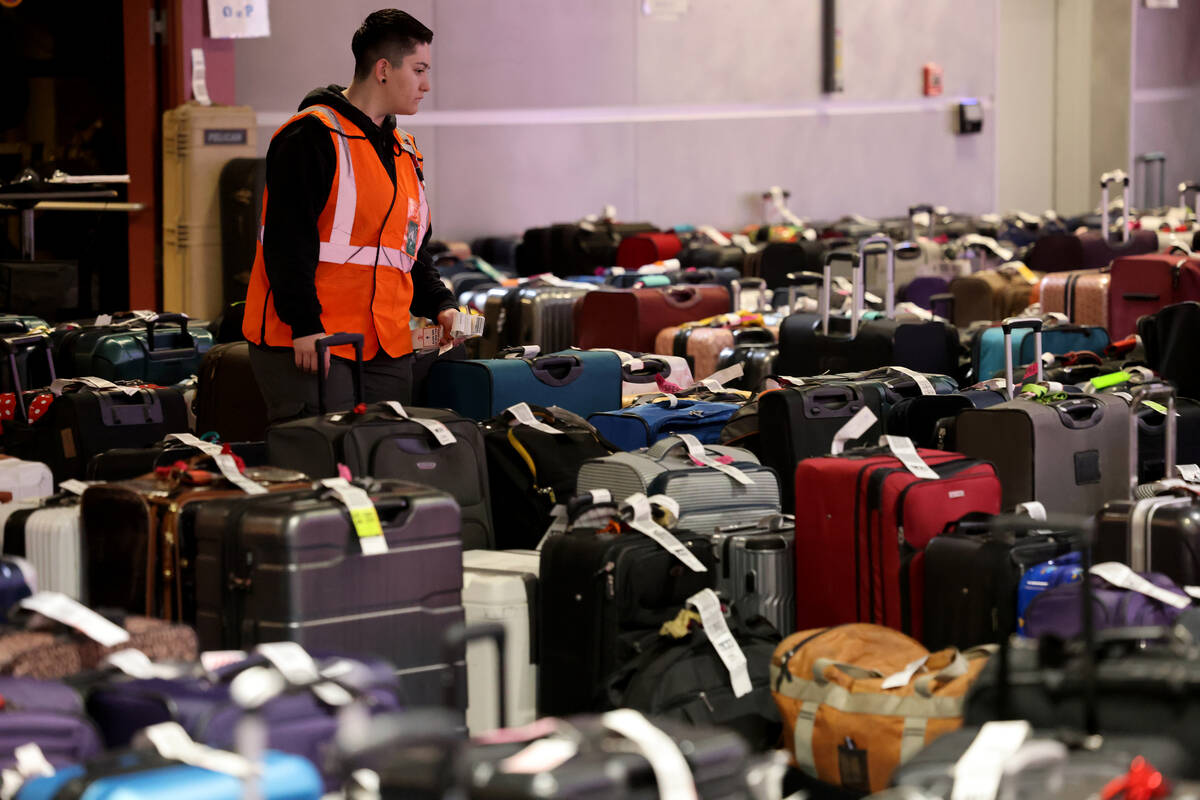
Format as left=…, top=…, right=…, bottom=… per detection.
left=479, top=405, right=615, bottom=549
left=770, top=623, right=993, bottom=793
left=1139, top=301, right=1200, bottom=400
left=52, top=313, right=213, bottom=385
left=0, top=456, right=53, bottom=502
left=1021, top=568, right=1190, bottom=639
left=922, top=511, right=1082, bottom=651
left=0, top=494, right=81, bottom=599
left=192, top=341, right=269, bottom=443
left=615, top=231, right=682, bottom=268
left=1107, top=251, right=1200, bottom=340
left=84, top=438, right=266, bottom=482
left=588, top=398, right=739, bottom=451
left=0, top=261, right=79, bottom=324
left=0, top=676, right=102, bottom=769
left=426, top=348, right=622, bottom=421
left=575, top=435, right=781, bottom=532
left=589, top=349, right=694, bottom=399
left=266, top=390, right=493, bottom=550
left=703, top=515, right=795, bottom=635
left=538, top=516, right=716, bottom=715
left=948, top=265, right=1039, bottom=327
left=793, top=444, right=1002, bottom=639
left=957, top=318, right=1129, bottom=514
left=218, top=157, right=265, bottom=306
left=461, top=549, right=540, bottom=734
left=1039, top=267, right=1110, bottom=329
left=192, top=479, right=466, bottom=711
left=575, top=285, right=731, bottom=352
left=971, top=317, right=1109, bottom=382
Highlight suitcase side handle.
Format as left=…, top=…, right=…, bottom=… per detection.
left=144, top=314, right=196, bottom=362
left=314, top=333, right=364, bottom=414
left=443, top=621, right=507, bottom=729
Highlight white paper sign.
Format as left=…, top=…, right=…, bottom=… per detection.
left=207, top=0, right=271, bottom=39
left=190, top=49, right=211, bottom=106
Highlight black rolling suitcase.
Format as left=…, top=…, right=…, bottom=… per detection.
left=192, top=478, right=466, bottom=710
left=192, top=340, right=270, bottom=443
left=265, top=333, right=494, bottom=550
left=1139, top=301, right=1200, bottom=401
left=84, top=438, right=267, bottom=481
left=218, top=157, right=265, bottom=305
left=0, top=260, right=79, bottom=322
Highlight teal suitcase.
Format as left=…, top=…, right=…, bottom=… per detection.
left=52, top=312, right=213, bottom=384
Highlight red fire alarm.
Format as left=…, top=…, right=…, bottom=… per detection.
left=923, top=63, right=944, bottom=97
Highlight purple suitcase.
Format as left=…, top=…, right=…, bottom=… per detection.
left=190, top=479, right=466, bottom=715
left=0, top=677, right=103, bottom=768
left=1023, top=571, right=1189, bottom=639
left=83, top=654, right=400, bottom=791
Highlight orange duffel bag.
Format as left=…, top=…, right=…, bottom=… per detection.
left=770, top=623, right=993, bottom=793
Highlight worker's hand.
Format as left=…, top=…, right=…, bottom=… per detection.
left=293, top=332, right=330, bottom=376
left=437, top=308, right=466, bottom=348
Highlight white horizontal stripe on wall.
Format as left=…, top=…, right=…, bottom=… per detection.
left=1132, top=86, right=1200, bottom=104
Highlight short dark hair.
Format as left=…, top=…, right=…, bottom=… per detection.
left=352, top=9, right=433, bottom=81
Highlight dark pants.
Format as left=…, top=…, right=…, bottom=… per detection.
left=248, top=345, right=414, bottom=423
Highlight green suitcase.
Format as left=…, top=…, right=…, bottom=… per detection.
left=52, top=312, right=213, bottom=384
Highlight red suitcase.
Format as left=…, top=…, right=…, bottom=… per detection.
left=793, top=446, right=1001, bottom=641
left=1107, top=252, right=1200, bottom=339
left=614, top=232, right=682, bottom=269
left=574, top=284, right=730, bottom=352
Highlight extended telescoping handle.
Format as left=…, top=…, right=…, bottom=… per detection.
left=858, top=234, right=895, bottom=326
left=1001, top=317, right=1043, bottom=399
left=784, top=271, right=823, bottom=316
left=1136, top=152, right=1166, bottom=209
left=1179, top=181, right=1200, bottom=211
left=1128, top=383, right=1177, bottom=498
left=0, top=333, right=56, bottom=423
left=1099, top=170, right=1130, bottom=244
left=908, top=204, right=936, bottom=240
left=314, top=333, right=364, bottom=414
left=443, top=621, right=507, bottom=729
left=822, top=252, right=859, bottom=336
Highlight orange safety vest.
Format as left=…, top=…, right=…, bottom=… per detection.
left=242, top=104, right=430, bottom=361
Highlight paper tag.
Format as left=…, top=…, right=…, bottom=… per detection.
left=697, top=225, right=732, bottom=246
left=103, top=649, right=156, bottom=679
left=213, top=453, right=268, bottom=495
left=165, top=432, right=221, bottom=456
left=410, top=325, right=441, bottom=351
left=882, top=435, right=940, bottom=480
left=537, top=505, right=568, bottom=550
left=506, top=402, right=562, bottom=435
left=767, top=186, right=805, bottom=228
left=320, top=478, right=387, bottom=555
left=59, top=479, right=89, bottom=496
left=881, top=656, right=930, bottom=690
left=882, top=366, right=936, bottom=396
left=704, top=363, right=744, bottom=388
left=51, top=377, right=139, bottom=397
left=1014, top=501, right=1047, bottom=522
left=94, top=314, right=113, bottom=326
left=20, top=592, right=130, bottom=647
left=452, top=310, right=485, bottom=339
left=500, top=737, right=580, bottom=774
left=677, top=434, right=753, bottom=486
left=13, top=744, right=53, bottom=780
left=601, top=709, right=699, bottom=800
left=830, top=406, right=878, bottom=455
left=189, top=49, right=212, bottom=106
left=144, top=722, right=253, bottom=778
left=588, top=489, right=613, bottom=505
left=688, top=589, right=752, bottom=698
left=256, top=641, right=320, bottom=685
left=951, top=721, right=1033, bottom=800
left=647, top=493, right=681, bottom=521
left=200, top=650, right=249, bottom=672
left=625, top=493, right=707, bottom=573
left=1090, top=562, right=1191, bottom=610
left=1177, top=464, right=1200, bottom=483
left=1186, top=586, right=1200, bottom=601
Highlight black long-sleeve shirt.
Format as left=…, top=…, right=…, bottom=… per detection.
left=261, top=85, right=456, bottom=341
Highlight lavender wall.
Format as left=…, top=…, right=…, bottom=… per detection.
left=236, top=0, right=998, bottom=239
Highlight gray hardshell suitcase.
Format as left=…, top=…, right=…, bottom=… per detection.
left=515, top=285, right=589, bottom=353
left=575, top=435, right=781, bottom=530
left=955, top=318, right=1130, bottom=514
left=704, top=515, right=795, bottom=635
left=192, top=479, right=466, bottom=712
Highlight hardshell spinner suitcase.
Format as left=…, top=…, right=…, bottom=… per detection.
left=1107, top=252, right=1200, bottom=340
left=425, top=349, right=622, bottom=421
left=53, top=313, right=213, bottom=385
left=461, top=549, right=540, bottom=734
left=191, top=480, right=466, bottom=711
left=192, top=341, right=269, bottom=443
left=655, top=324, right=775, bottom=381
left=0, top=676, right=102, bottom=769
left=510, top=284, right=590, bottom=353
left=538, top=529, right=716, bottom=715
left=704, top=516, right=795, bottom=635
left=1039, top=268, right=1110, bottom=329
left=793, top=447, right=1002, bottom=639
left=575, top=436, right=781, bottom=532
left=574, top=285, right=731, bottom=352
left=0, top=456, right=53, bottom=502
left=0, top=496, right=82, bottom=599
left=266, top=402, right=494, bottom=550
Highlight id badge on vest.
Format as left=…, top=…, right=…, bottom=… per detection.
left=404, top=197, right=421, bottom=258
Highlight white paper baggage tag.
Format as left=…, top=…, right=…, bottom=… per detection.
left=951, top=720, right=1032, bottom=800
left=676, top=434, right=753, bottom=486
left=200, top=650, right=249, bottom=672
left=830, top=406, right=877, bottom=455
left=880, top=655, right=930, bottom=690
left=102, top=649, right=185, bottom=680
left=687, top=589, right=752, bottom=698
left=1013, top=501, right=1047, bottom=522
left=383, top=402, right=457, bottom=445
left=50, top=377, right=139, bottom=397
left=697, top=225, right=732, bottom=246
left=537, top=505, right=568, bottom=550
left=881, top=366, right=936, bottom=396
left=601, top=709, right=700, bottom=800
left=1090, top=562, right=1191, bottom=610
left=730, top=234, right=756, bottom=253
left=165, top=432, right=221, bottom=456
left=320, top=478, right=387, bottom=556
left=499, top=737, right=580, bottom=774
left=451, top=310, right=485, bottom=339
left=256, top=642, right=354, bottom=707
left=767, top=186, right=805, bottom=229
left=882, top=436, right=940, bottom=480
left=94, top=314, right=113, bottom=326
left=13, top=744, right=53, bottom=780
left=701, top=363, right=744, bottom=391
left=410, top=325, right=441, bottom=351
left=213, top=455, right=269, bottom=495
left=646, top=493, right=680, bottom=523
left=143, top=722, right=254, bottom=779
left=58, top=480, right=89, bottom=496
left=625, top=493, right=707, bottom=573
left=20, top=592, right=130, bottom=647
left=1178, top=464, right=1200, bottom=483
left=506, top=402, right=562, bottom=435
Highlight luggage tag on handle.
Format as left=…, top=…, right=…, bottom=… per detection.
left=200, top=650, right=249, bottom=672
left=1177, top=464, right=1200, bottom=483
left=699, top=363, right=744, bottom=393
left=499, top=737, right=579, bottom=774
left=19, top=592, right=130, bottom=647
left=647, top=493, right=681, bottom=527
left=142, top=722, right=255, bottom=779
left=257, top=641, right=354, bottom=707
left=58, top=480, right=89, bottom=496
left=687, top=588, right=752, bottom=698
left=880, top=655, right=930, bottom=690
left=506, top=403, right=563, bottom=435
left=950, top=720, right=1032, bottom=800
left=697, top=225, right=731, bottom=246
left=601, top=709, right=700, bottom=800
left=879, top=366, right=936, bottom=396
left=1090, top=562, right=1191, bottom=610
left=383, top=402, right=457, bottom=446
left=881, top=435, right=940, bottom=480
left=94, top=314, right=113, bottom=326
left=164, top=433, right=265, bottom=494
left=624, top=493, right=707, bottom=573
left=502, top=346, right=541, bottom=359
left=50, top=377, right=139, bottom=397
left=13, top=744, right=53, bottom=780
left=830, top=406, right=877, bottom=455
left=320, top=478, right=387, bottom=556
left=677, top=434, right=753, bottom=486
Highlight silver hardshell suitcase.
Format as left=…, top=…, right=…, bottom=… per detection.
left=704, top=514, right=795, bottom=635
left=0, top=497, right=83, bottom=599
left=516, top=285, right=591, bottom=353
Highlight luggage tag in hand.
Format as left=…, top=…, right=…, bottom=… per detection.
left=624, top=493, right=707, bottom=573
left=321, top=478, right=387, bottom=555
left=677, top=434, right=753, bottom=486
left=410, top=325, right=442, bottom=352
left=688, top=588, right=752, bottom=697
left=450, top=309, right=485, bottom=339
